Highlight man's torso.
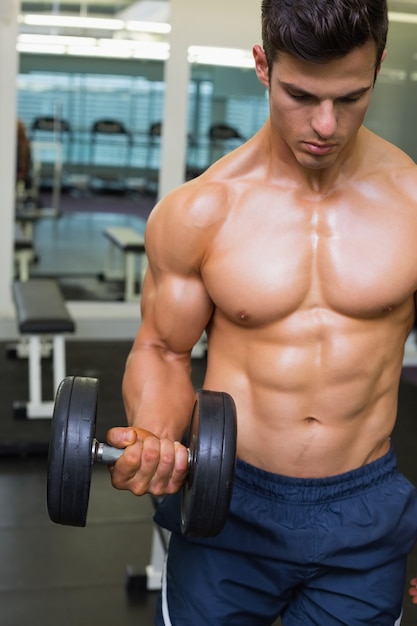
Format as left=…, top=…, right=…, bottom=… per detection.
left=197, top=129, right=417, bottom=477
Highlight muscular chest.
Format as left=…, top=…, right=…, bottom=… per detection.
left=203, top=198, right=417, bottom=323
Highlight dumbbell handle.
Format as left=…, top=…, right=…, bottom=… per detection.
left=91, top=438, right=192, bottom=466
left=92, top=439, right=124, bottom=465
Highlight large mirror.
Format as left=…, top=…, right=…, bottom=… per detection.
left=14, top=1, right=417, bottom=303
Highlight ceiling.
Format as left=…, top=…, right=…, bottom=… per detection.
left=19, top=0, right=417, bottom=15
left=17, top=0, right=417, bottom=64
left=20, top=1, right=166, bottom=17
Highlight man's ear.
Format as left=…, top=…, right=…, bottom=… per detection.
left=253, top=44, right=270, bottom=88
left=376, top=49, right=387, bottom=77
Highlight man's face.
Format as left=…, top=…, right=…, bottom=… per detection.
left=253, top=41, right=383, bottom=170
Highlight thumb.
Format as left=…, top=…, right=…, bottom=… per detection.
left=107, top=426, right=137, bottom=447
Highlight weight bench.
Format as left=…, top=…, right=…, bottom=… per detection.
left=12, top=279, right=75, bottom=419
left=102, top=226, right=146, bottom=301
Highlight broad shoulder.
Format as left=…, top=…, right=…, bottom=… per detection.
left=144, top=155, right=249, bottom=270
left=351, top=131, right=417, bottom=223
left=147, top=133, right=264, bottom=235
left=362, top=128, right=417, bottom=186
left=147, top=174, right=231, bottom=240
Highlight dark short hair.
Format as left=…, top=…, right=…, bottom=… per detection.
left=261, top=0, right=388, bottom=75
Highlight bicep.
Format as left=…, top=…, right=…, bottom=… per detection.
left=136, top=185, right=220, bottom=355
left=139, top=263, right=213, bottom=356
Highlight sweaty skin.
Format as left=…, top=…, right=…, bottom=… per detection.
left=108, top=41, right=417, bottom=497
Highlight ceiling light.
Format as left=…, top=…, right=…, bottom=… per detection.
left=16, top=32, right=170, bottom=61
left=388, top=11, right=417, bottom=24
left=125, top=20, right=171, bottom=35
left=19, top=13, right=171, bottom=35
left=18, top=33, right=96, bottom=46
left=68, top=44, right=131, bottom=58
left=20, top=14, right=124, bottom=30
left=188, top=46, right=254, bottom=68
left=17, top=42, right=66, bottom=55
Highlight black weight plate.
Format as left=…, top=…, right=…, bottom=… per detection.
left=207, top=392, right=237, bottom=535
left=181, top=390, right=237, bottom=538
left=47, top=376, right=99, bottom=527
left=47, top=376, right=75, bottom=524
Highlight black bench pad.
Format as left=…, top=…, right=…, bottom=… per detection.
left=13, top=280, right=75, bottom=334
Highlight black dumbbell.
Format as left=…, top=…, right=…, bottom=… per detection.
left=47, top=376, right=237, bottom=537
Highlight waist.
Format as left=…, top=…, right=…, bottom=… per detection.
left=235, top=444, right=398, bottom=503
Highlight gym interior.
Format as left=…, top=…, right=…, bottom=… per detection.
left=0, top=0, right=417, bottom=624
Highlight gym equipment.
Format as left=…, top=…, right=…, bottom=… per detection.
left=89, top=119, right=132, bottom=192
left=30, top=120, right=66, bottom=216
left=47, top=376, right=237, bottom=538
left=14, top=224, right=34, bottom=281
left=12, top=280, right=75, bottom=419
left=101, top=226, right=146, bottom=302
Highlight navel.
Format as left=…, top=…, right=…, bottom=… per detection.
left=304, top=416, right=319, bottom=424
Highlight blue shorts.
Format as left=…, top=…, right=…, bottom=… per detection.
left=154, top=446, right=417, bottom=625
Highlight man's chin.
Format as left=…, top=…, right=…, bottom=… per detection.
left=296, top=152, right=338, bottom=171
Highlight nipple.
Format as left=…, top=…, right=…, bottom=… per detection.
left=238, top=310, right=250, bottom=322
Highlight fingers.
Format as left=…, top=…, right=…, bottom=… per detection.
left=408, top=578, right=417, bottom=603
left=107, top=427, right=188, bottom=497
left=106, top=426, right=152, bottom=447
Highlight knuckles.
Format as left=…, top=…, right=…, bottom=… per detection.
left=110, top=435, right=185, bottom=497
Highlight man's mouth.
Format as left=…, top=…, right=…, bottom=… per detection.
left=303, top=142, right=336, bottom=156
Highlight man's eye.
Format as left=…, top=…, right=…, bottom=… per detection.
left=339, top=95, right=362, bottom=104
left=289, top=92, right=309, bottom=100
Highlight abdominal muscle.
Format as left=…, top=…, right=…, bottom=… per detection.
left=204, top=311, right=405, bottom=479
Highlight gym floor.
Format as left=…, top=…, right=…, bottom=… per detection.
left=3, top=189, right=417, bottom=625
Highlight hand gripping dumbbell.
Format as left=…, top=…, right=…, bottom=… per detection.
left=47, top=376, right=237, bottom=537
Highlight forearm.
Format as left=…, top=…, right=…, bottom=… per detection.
left=122, top=342, right=196, bottom=441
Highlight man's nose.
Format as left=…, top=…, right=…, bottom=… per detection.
left=311, top=101, right=337, bottom=139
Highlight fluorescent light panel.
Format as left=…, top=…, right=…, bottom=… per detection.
left=17, top=33, right=169, bottom=60
left=21, top=14, right=123, bottom=30
left=16, top=34, right=251, bottom=66
left=17, top=42, right=66, bottom=55
left=19, top=13, right=171, bottom=34
left=188, top=46, right=254, bottom=68
left=388, top=11, right=417, bottom=24
left=126, top=20, right=171, bottom=34
left=19, top=33, right=96, bottom=46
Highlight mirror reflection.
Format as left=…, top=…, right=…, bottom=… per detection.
left=14, top=3, right=417, bottom=303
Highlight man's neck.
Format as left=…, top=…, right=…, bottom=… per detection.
left=265, top=122, right=364, bottom=196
